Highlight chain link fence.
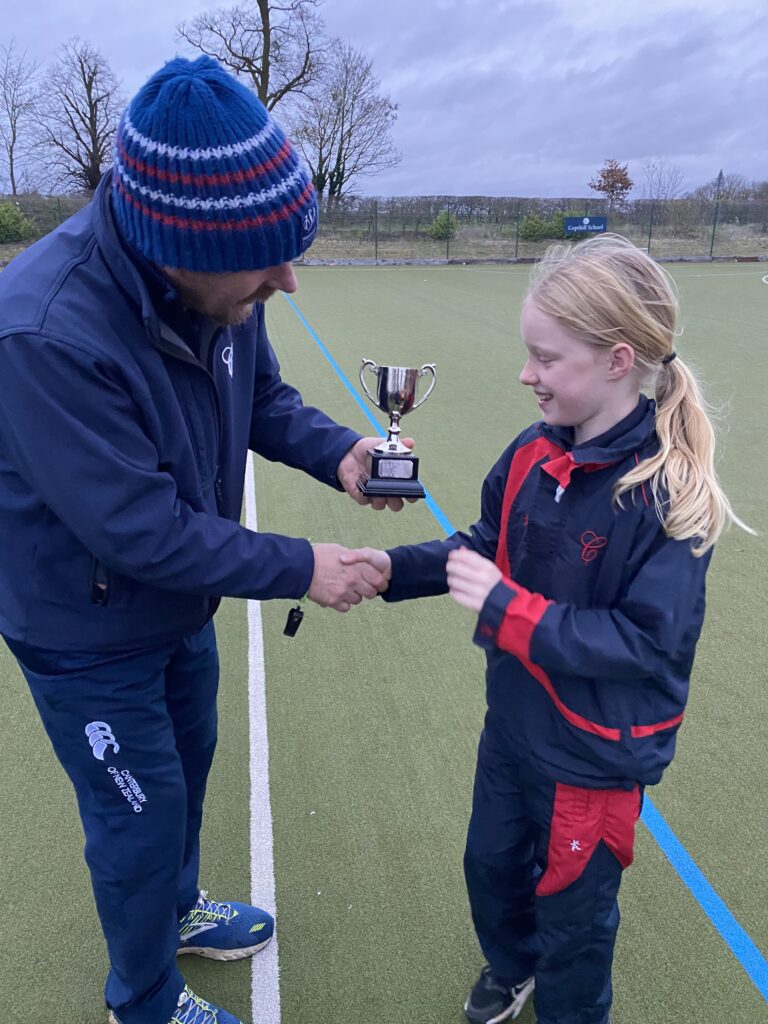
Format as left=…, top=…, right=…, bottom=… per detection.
left=2, top=192, right=768, bottom=264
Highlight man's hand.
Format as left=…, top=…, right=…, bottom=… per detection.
left=446, top=548, right=502, bottom=613
left=309, top=543, right=389, bottom=613
left=339, top=547, right=392, bottom=593
left=337, top=436, right=417, bottom=511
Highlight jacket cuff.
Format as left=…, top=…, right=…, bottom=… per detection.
left=473, top=578, right=552, bottom=658
left=284, top=538, right=315, bottom=598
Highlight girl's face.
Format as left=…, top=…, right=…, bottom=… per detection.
left=519, top=297, right=638, bottom=445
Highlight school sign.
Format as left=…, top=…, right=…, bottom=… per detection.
left=564, top=216, right=608, bottom=235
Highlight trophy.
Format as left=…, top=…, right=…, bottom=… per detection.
left=357, top=360, right=437, bottom=499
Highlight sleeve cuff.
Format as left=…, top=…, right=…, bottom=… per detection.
left=473, top=579, right=518, bottom=648
left=473, top=578, right=552, bottom=658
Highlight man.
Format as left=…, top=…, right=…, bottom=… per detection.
left=0, top=56, right=401, bottom=1024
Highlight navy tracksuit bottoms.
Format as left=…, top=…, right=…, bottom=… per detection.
left=5, top=622, right=219, bottom=1024
left=464, top=725, right=642, bottom=1024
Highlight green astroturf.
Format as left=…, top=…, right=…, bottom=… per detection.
left=1, top=263, right=766, bottom=1023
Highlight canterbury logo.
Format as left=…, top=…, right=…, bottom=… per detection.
left=580, top=531, right=607, bottom=564
left=85, top=721, right=120, bottom=761
left=222, top=345, right=233, bottom=378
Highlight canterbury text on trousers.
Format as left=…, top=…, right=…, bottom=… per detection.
left=464, top=724, right=642, bottom=1024
left=5, top=622, right=219, bottom=1024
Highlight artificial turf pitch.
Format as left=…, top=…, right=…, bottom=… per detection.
left=1, top=263, right=766, bottom=1023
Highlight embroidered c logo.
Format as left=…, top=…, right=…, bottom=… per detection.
left=580, top=531, right=607, bottom=564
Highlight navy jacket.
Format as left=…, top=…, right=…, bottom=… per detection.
left=0, top=172, right=360, bottom=650
left=384, top=399, right=711, bottom=788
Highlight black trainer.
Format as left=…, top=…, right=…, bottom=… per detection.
left=463, top=965, right=535, bottom=1024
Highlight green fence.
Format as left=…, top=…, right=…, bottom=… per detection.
left=3, top=192, right=768, bottom=263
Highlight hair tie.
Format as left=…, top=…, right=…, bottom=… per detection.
left=661, top=351, right=677, bottom=365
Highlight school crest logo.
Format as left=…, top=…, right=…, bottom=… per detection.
left=580, top=531, right=607, bottom=564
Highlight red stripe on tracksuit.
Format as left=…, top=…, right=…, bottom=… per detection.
left=495, top=437, right=562, bottom=576
left=497, top=585, right=622, bottom=742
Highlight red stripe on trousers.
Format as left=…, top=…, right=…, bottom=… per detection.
left=536, top=782, right=641, bottom=896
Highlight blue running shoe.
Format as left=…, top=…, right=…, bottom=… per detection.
left=177, top=889, right=274, bottom=960
left=108, top=986, right=244, bottom=1024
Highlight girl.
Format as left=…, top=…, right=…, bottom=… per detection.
left=348, top=234, right=749, bottom=1024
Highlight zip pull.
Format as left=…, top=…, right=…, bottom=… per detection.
left=554, top=484, right=565, bottom=503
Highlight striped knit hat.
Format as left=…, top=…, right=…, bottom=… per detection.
left=111, top=56, right=318, bottom=272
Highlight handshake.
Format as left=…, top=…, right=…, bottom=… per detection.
left=308, top=544, right=392, bottom=613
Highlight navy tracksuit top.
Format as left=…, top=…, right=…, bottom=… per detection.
left=384, top=398, right=712, bottom=789
left=0, top=171, right=361, bottom=651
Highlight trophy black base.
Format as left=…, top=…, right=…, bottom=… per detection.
left=357, top=475, right=426, bottom=499
left=356, top=448, right=425, bottom=500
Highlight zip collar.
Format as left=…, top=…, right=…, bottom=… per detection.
left=539, top=396, right=656, bottom=466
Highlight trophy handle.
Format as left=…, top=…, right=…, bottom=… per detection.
left=412, top=363, right=437, bottom=410
left=359, top=359, right=380, bottom=406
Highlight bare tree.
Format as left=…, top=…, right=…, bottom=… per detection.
left=177, top=0, right=326, bottom=109
left=0, top=41, right=39, bottom=195
left=35, top=38, right=124, bottom=194
left=287, top=39, right=400, bottom=198
left=689, top=171, right=751, bottom=202
left=639, top=160, right=685, bottom=202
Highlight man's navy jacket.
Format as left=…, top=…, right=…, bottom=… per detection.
left=384, top=399, right=712, bottom=788
left=0, top=172, right=360, bottom=651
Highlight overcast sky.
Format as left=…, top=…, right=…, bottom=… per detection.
left=3, top=0, right=766, bottom=197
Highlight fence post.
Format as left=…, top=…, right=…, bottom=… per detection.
left=446, top=202, right=451, bottom=261
left=647, top=201, right=654, bottom=255
left=709, top=198, right=721, bottom=259
left=514, top=201, right=521, bottom=259
left=374, top=199, right=378, bottom=263
left=57, top=197, right=62, bottom=224
left=709, top=169, right=724, bottom=260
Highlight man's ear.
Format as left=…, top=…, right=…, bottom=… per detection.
left=607, top=342, right=635, bottom=380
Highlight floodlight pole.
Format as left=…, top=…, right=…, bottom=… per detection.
left=709, top=169, right=724, bottom=260
left=514, top=201, right=521, bottom=259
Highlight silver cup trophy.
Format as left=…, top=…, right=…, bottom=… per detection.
left=357, top=360, right=437, bottom=499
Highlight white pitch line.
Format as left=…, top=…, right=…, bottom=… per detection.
left=245, top=451, right=281, bottom=1024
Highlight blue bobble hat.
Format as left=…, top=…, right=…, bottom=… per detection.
left=111, top=56, right=318, bottom=272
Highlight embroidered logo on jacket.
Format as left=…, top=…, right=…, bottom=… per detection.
left=222, top=345, right=234, bottom=378
left=580, top=531, right=607, bottom=564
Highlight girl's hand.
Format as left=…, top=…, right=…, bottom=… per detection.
left=446, top=548, right=502, bottom=613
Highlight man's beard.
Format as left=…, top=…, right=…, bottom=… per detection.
left=177, top=282, right=278, bottom=326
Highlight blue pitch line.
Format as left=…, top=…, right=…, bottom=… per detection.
left=284, top=291, right=768, bottom=1003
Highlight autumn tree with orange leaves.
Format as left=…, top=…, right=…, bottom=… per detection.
left=588, top=159, right=633, bottom=210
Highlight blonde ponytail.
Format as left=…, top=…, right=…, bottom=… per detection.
left=613, top=355, right=751, bottom=554
left=529, top=234, right=751, bottom=555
